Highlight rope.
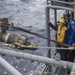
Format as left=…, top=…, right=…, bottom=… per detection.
left=0, top=42, right=75, bottom=50
left=24, top=46, right=75, bottom=50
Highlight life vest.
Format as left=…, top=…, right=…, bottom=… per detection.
left=68, top=30, right=75, bottom=45
left=57, top=25, right=67, bottom=42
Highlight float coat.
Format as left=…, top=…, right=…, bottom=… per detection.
left=57, top=25, right=68, bottom=42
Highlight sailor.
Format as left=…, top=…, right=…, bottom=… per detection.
left=68, top=20, right=75, bottom=62
left=64, top=12, right=73, bottom=36
left=68, top=16, right=74, bottom=36
left=64, top=16, right=74, bottom=61
left=64, top=12, right=70, bottom=27
left=48, top=17, right=69, bottom=60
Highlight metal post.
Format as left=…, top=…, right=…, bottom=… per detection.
left=54, top=9, right=57, bottom=28
left=0, top=56, right=22, bottom=75
left=45, top=7, right=51, bottom=58
left=47, top=0, right=48, bottom=5
left=54, top=9, right=57, bottom=40
left=46, top=7, right=50, bottom=47
left=0, top=48, right=73, bottom=70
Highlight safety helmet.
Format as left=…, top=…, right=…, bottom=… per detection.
left=60, top=17, right=66, bottom=23
left=71, top=20, right=75, bottom=26
left=64, top=12, right=70, bottom=17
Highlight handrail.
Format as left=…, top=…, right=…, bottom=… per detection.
left=46, top=5, right=73, bottom=11
left=0, top=48, right=73, bottom=70
left=46, top=5, right=73, bottom=10
left=47, top=0, right=73, bottom=5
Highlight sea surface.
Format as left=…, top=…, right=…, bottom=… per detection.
left=0, top=0, right=64, bottom=75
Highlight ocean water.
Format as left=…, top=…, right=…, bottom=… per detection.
left=0, top=0, right=48, bottom=75
left=0, top=0, right=64, bottom=75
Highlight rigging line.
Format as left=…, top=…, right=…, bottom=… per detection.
left=24, top=45, right=75, bottom=50
left=15, top=45, right=75, bottom=50
left=0, top=24, right=71, bottom=47
left=0, top=42, right=74, bottom=50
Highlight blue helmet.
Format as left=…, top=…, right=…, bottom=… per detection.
left=64, top=12, right=70, bottom=17
left=71, top=20, right=75, bottom=26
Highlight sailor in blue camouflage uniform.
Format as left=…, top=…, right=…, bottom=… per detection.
left=68, top=20, right=75, bottom=62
